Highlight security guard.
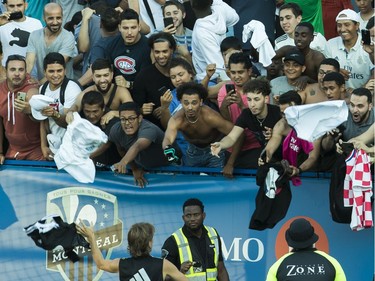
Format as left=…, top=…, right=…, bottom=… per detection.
left=162, top=198, right=229, bottom=281
left=266, top=218, right=346, bottom=281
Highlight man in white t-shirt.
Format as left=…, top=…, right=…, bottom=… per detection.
left=326, top=9, right=374, bottom=89
left=275, top=2, right=329, bottom=57
left=0, top=0, right=43, bottom=66
left=38, top=52, right=81, bottom=160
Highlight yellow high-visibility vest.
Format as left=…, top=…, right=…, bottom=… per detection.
left=172, top=226, right=219, bottom=281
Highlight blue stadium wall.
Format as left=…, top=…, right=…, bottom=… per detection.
left=0, top=164, right=373, bottom=280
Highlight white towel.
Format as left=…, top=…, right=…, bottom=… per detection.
left=284, top=100, right=349, bottom=142
left=242, top=20, right=276, bottom=67
left=54, top=112, right=108, bottom=183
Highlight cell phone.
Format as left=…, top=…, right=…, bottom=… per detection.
left=192, top=261, right=202, bottom=268
left=225, top=84, right=235, bottom=95
left=361, top=29, right=371, bottom=45
left=17, top=92, right=26, bottom=101
left=341, top=142, right=354, bottom=154
left=163, top=17, right=174, bottom=28
left=8, top=11, right=23, bottom=21
left=158, top=86, right=168, bottom=95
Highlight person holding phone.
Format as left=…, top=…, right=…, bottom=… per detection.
left=0, top=54, right=43, bottom=163
left=322, top=87, right=374, bottom=158
left=162, top=0, right=193, bottom=61
left=0, top=0, right=42, bottom=66
left=132, top=31, right=175, bottom=130
left=216, top=52, right=264, bottom=170
left=162, top=198, right=229, bottom=281
left=211, top=79, right=282, bottom=172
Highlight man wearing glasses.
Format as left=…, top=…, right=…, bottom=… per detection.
left=108, top=101, right=169, bottom=187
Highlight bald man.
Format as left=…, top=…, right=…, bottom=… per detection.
left=26, top=2, right=77, bottom=83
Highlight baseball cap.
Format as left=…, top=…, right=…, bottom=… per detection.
left=336, top=9, right=361, bottom=23
left=284, top=50, right=305, bottom=66
left=29, top=95, right=55, bottom=120
left=285, top=218, right=319, bottom=249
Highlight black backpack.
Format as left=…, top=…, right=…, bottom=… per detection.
left=40, top=77, right=81, bottom=105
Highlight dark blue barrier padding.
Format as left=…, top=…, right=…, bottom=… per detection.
left=0, top=163, right=372, bottom=280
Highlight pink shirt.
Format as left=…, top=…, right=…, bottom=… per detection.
left=217, top=83, right=261, bottom=151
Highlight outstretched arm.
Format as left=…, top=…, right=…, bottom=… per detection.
left=162, top=116, right=180, bottom=149
left=211, top=125, right=244, bottom=156
left=114, top=138, right=152, bottom=173
left=76, top=220, right=120, bottom=273
left=163, top=259, right=188, bottom=281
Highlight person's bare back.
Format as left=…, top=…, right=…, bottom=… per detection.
left=298, top=83, right=328, bottom=104
left=303, top=49, right=325, bottom=81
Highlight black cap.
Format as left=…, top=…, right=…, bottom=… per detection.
left=284, top=50, right=305, bottom=66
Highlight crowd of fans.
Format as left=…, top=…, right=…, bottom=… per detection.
left=0, top=0, right=373, bottom=187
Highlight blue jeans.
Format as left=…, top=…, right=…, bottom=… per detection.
left=184, top=143, right=225, bottom=168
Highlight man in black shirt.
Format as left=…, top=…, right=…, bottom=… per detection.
left=211, top=79, right=282, bottom=165
left=161, top=198, right=229, bottom=281
left=132, top=32, right=176, bottom=129
left=266, top=218, right=346, bottom=280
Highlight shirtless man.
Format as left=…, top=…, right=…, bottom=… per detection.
left=162, top=82, right=240, bottom=175
left=275, top=22, right=325, bottom=82
left=66, top=58, right=132, bottom=125
left=298, top=58, right=340, bottom=104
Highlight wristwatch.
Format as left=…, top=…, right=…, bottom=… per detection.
left=126, top=81, right=133, bottom=90
left=53, top=111, right=61, bottom=119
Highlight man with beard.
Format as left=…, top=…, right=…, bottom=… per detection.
left=66, top=58, right=132, bottom=126
left=162, top=82, right=239, bottom=169
left=211, top=79, right=281, bottom=163
left=322, top=87, right=374, bottom=152
left=0, top=0, right=42, bottom=66
left=0, top=54, right=42, bottom=163
left=26, top=3, right=77, bottom=83
left=132, top=32, right=176, bottom=129
left=106, top=8, right=151, bottom=90
left=161, top=198, right=229, bottom=281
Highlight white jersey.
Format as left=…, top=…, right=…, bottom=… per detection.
left=0, top=16, right=43, bottom=66
left=275, top=32, right=329, bottom=57
left=326, top=35, right=374, bottom=89
left=357, top=11, right=375, bottom=31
